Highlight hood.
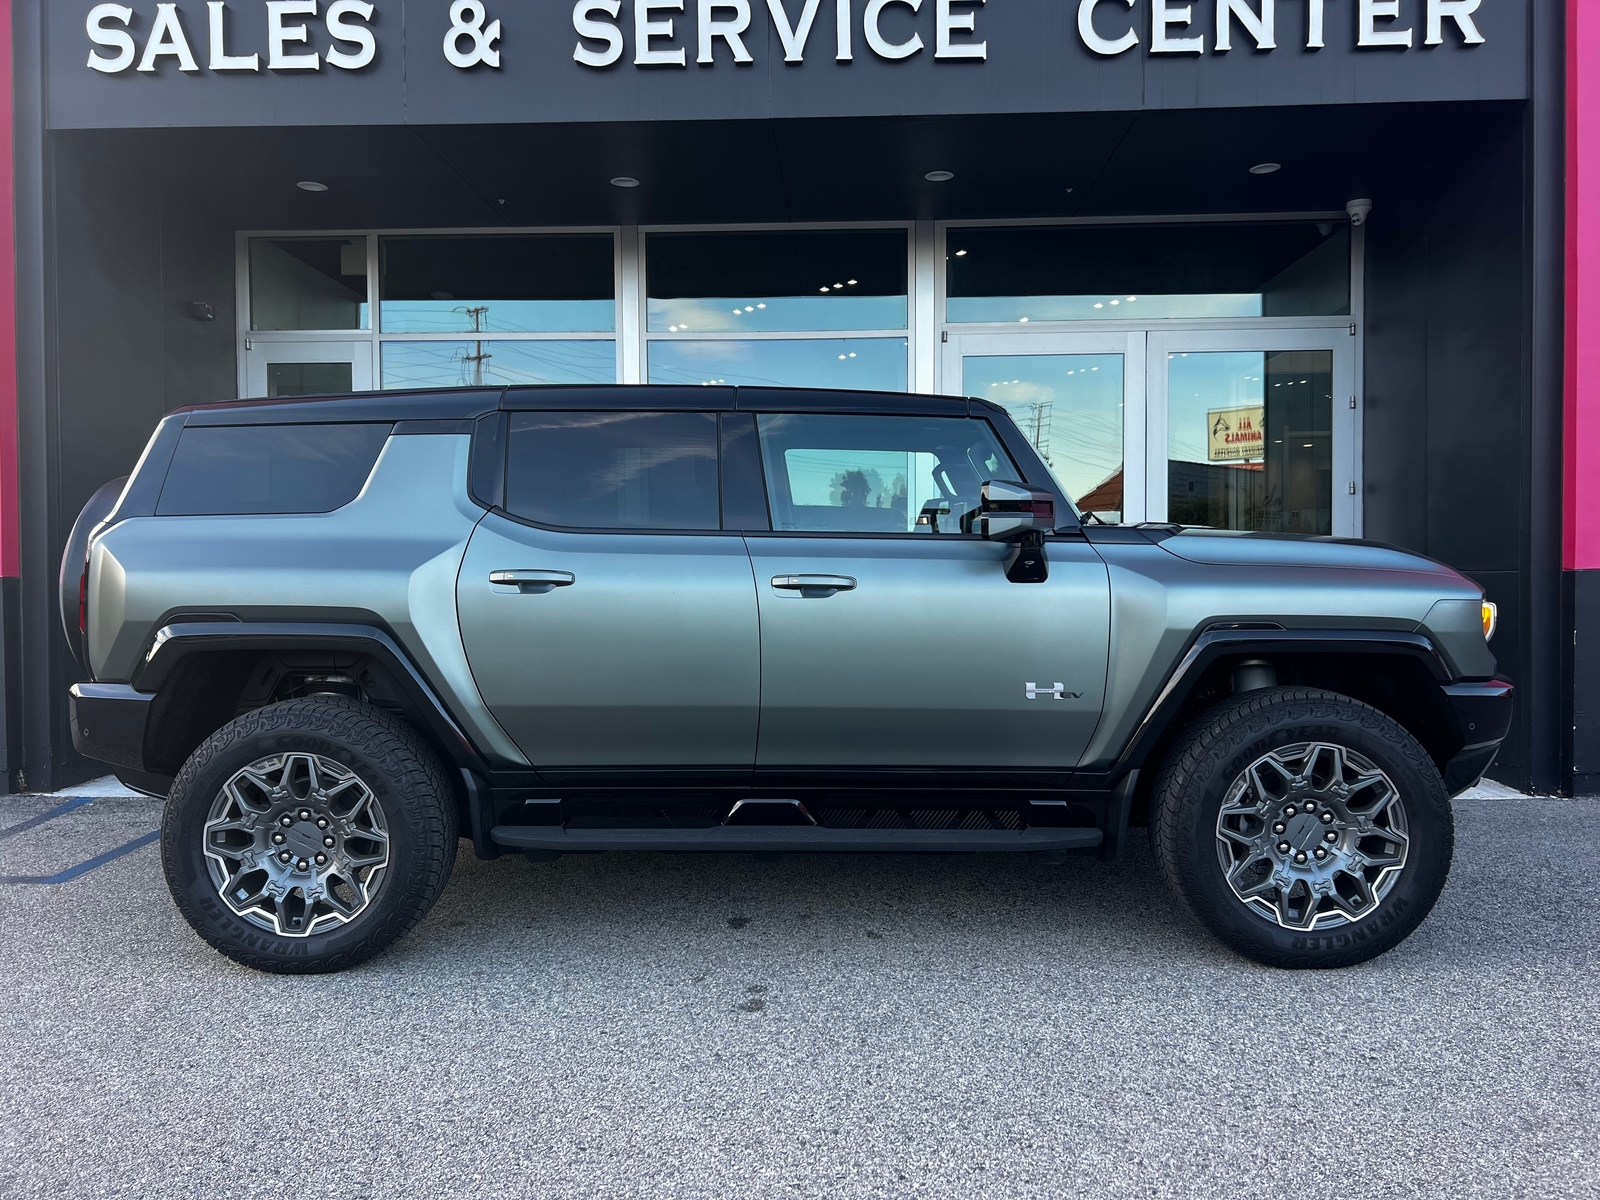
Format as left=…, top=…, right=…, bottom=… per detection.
left=1154, top=529, right=1469, bottom=580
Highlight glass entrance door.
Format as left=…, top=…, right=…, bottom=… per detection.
left=244, top=340, right=373, bottom=398
left=945, top=328, right=1357, bottom=534
left=943, top=331, right=1146, bottom=523
left=1147, top=330, right=1357, bottom=536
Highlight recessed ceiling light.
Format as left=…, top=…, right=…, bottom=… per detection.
left=924, top=170, right=954, bottom=182
left=847, top=279, right=857, bottom=285
left=954, top=249, right=967, bottom=257
left=296, top=180, right=328, bottom=192
left=610, top=176, right=640, bottom=188
left=1249, top=162, right=1282, bottom=175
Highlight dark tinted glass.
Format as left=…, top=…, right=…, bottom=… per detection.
left=647, top=229, right=907, bottom=331
left=506, top=411, right=719, bottom=530
left=156, top=424, right=391, bottom=516
left=719, top=412, right=770, bottom=530
left=380, top=235, right=615, bottom=333
left=946, top=222, right=1349, bottom=321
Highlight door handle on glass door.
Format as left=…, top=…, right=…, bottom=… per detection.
left=490, top=569, right=575, bottom=594
left=771, top=574, right=857, bottom=595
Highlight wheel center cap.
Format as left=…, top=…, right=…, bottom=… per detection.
left=1286, top=813, right=1325, bottom=851
left=283, top=821, right=325, bottom=857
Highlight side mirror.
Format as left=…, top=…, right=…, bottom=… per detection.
left=974, top=480, right=1054, bottom=583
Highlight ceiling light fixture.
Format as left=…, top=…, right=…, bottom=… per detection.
left=296, top=180, right=328, bottom=192
left=1249, top=162, right=1282, bottom=175
left=954, top=249, right=967, bottom=256
left=847, top=279, right=857, bottom=285
left=610, top=176, right=641, bottom=188
left=924, top=170, right=954, bottom=182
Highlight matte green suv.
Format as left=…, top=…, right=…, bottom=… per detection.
left=61, top=385, right=1511, bottom=973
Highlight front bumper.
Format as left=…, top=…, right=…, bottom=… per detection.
left=1440, top=679, right=1515, bottom=794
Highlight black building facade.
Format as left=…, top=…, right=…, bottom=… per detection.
left=6, top=0, right=1569, bottom=793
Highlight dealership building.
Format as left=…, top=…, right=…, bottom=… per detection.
left=0, top=0, right=1593, bottom=793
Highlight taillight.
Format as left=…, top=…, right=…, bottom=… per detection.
left=78, top=569, right=88, bottom=636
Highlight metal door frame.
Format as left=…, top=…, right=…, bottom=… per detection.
left=242, top=338, right=374, bottom=398
left=941, top=329, right=1149, bottom=522
left=1145, top=327, right=1360, bottom=536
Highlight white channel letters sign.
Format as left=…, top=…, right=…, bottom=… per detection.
left=84, top=0, right=1488, bottom=75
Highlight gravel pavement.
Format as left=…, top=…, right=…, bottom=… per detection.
left=1, top=787, right=1596, bottom=1199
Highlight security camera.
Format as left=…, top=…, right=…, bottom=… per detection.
left=1347, top=198, right=1373, bottom=226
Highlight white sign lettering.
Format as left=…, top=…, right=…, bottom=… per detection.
left=80, top=0, right=1489, bottom=78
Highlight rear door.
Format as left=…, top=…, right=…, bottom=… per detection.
left=743, top=406, right=1111, bottom=776
left=457, top=406, right=761, bottom=776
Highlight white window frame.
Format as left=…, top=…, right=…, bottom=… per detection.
left=235, top=227, right=624, bottom=396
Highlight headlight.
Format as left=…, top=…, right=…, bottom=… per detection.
left=1482, top=601, right=1498, bottom=641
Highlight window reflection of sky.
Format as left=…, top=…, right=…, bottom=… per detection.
left=948, top=293, right=1262, bottom=323
left=1167, top=352, right=1267, bottom=465
left=648, top=295, right=907, bottom=333
left=380, top=299, right=615, bottom=334
left=965, top=353, right=1124, bottom=512
left=380, top=340, right=616, bottom=389
left=648, top=338, right=907, bottom=390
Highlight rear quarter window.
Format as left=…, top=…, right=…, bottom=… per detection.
left=155, top=423, right=392, bottom=516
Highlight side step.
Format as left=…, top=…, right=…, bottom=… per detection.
left=489, top=825, right=1103, bottom=854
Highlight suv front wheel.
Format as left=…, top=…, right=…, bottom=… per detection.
left=161, top=696, right=458, bottom=973
left=1152, top=687, right=1454, bottom=969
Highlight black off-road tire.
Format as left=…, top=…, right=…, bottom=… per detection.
left=1152, top=687, right=1453, bottom=969
left=161, top=696, right=457, bottom=973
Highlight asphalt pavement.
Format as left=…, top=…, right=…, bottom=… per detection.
left=1, top=784, right=1596, bottom=1199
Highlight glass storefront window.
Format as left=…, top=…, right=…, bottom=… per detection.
left=947, top=223, right=1350, bottom=323
left=1166, top=350, right=1333, bottom=534
left=381, top=340, right=616, bottom=389
left=647, top=338, right=907, bottom=390
left=249, top=238, right=368, bottom=331
left=647, top=230, right=907, bottom=332
left=266, top=362, right=354, bottom=397
left=966, top=353, right=1125, bottom=522
left=380, top=235, right=615, bottom=333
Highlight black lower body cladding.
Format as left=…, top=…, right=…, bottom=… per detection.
left=1152, top=687, right=1454, bottom=969
left=161, top=695, right=457, bottom=974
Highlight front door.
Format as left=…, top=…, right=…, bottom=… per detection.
left=744, top=408, right=1110, bottom=775
left=457, top=409, right=760, bottom=775
left=244, top=339, right=373, bottom=398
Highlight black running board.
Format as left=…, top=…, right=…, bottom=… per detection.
left=489, top=825, right=1103, bottom=854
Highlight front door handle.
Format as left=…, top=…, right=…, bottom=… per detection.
left=490, top=569, right=575, bottom=594
left=771, top=574, right=857, bottom=596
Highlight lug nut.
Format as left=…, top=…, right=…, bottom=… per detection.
left=1277, top=841, right=1292, bottom=854
left=278, top=851, right=291, bottom=863
left=279, top=815, right=293, bottom=827
left=1324, top=830, right=1338, bottom=843
left=1303, top=800, right=1315, bottom=811
left=315, top=853, right=327, bottom=865
left=1294, top=852, right=1309, bottom=864
left=1284, top=805, right=1297, bottom=817
left=298, top=809, right=312, bottom=821
left=323, top=835, right=336, bottom=848
left=296, top=858, right=309, bottom=870
left=1313, top=848, right=1327, bottom=860
left=316, top=818, right=329, bottom=830
left=1321, top=811, right=1335, bottom=824
left=1273, top=822, right=1286, bottom=834
left=272, top=833, right=286, bottom=845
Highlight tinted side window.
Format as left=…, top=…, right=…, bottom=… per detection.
left=756, top=414, right=1017, bottom=534
left=156, top=424, right=391, bottom=516
left=505, top=411, right=719, bottom=530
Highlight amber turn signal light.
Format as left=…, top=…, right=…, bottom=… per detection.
left=1482, top=600, right=1498, bottom=641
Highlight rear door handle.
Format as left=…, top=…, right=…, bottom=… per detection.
left=771, top=574, right=857, bottom=595
left=490, top=569, right=575, bottom=594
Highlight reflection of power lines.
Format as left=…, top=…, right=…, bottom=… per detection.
left=1021, top=401, right=1053, bottom=463
left=453, top=305, right=492, bottom=386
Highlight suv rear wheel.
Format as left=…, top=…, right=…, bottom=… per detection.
left=1152, top=687, right=1453, bottom=969
left=161, top=696, right=457, bottom=973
